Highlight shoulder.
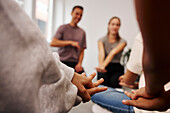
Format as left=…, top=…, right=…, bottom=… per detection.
left=98, top=35, right=107, bottom=42
left=119, top=37, right=127, bottom=43
left=77, top=26, right=86, bottom=34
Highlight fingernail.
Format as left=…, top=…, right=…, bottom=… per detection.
left=122, top=100, right=126, bottom=103
left=100, top=78, right=104, bottom=80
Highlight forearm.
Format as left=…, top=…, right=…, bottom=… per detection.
left=98, top=54, right=105, bottom=66
left=103, top=53, right=114, bottom=68
left=124, top=69, right=138, bottom=85
left=50, top=38, right=72, bottom=47
left=143, top=51, right=168, bottom=96
left=77, top=49, right=84, bottom=65
left=103, top=43, right=126, bottom=67
left=98, top=41, right=105, bottom=66
left=135, top=0, right=170, bottom=96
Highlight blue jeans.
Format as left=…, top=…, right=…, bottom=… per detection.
left=91, top=85, right=134, bottom=113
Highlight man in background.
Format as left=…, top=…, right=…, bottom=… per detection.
left=51, top=5, right=86, bottom=74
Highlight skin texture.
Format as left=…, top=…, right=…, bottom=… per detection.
left=71, top=72, right=108, bottom=102
left=122, top=0, right=170, bottom=111
left=119, top=69, right=138, bottom=89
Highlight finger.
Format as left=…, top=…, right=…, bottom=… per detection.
left=124, top=91, right=133, bottom=99
left=88, top=72, right=96, bottom=80
left=119, top=82, right=135, bottom=88
left=77, top=45, right=81, bottom=50
left=78, top=87, right=91, bottom=103
left=87, top=87, right=108, bottom=96
left=93, top=78, right=104, bottom=87
left=131, top=89, right=141, bottom=100
left=118, top=75, right=124, bottom=81
left=81, top=72, right=86, bottom=76
left=122, top=99, right=138, bottom=106
left=131, top=89, right=136, bottom=94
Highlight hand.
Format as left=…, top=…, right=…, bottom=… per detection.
left=75, top=64, right=83, bottom=72
left=119, top=75, right=138, bottom=89
left=71, top=41, right=80, bottom=49
left=119, top=81, right=138, bottom=89
left=122, top=89, right=170, bottom=111
left=95, top=65, right=107, bottom=73
left=71, top=72, right=107, bottom=102
left=124, top=87, right=154, bottom=100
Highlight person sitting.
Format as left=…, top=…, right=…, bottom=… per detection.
left=96, top=17, right=127, bottom=88
left=92, top=33, right=170, bottom=113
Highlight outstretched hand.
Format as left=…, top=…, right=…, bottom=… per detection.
left=71, top=72, right=107, bottom=102
left=122, top=87, right=170, bottom=111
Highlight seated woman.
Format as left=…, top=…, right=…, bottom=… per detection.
left=92, top=33, right=170, bottom=113
left=96, top=17, right=127, bottom=88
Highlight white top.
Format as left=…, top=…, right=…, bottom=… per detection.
left=127, top=33, right=170, bottom=113
left=0, top=0, right=81, bottom=113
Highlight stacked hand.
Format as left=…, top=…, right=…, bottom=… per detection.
left=72, top=72, right=107, bottom=102
left=122, top=87, right=170, bottom=111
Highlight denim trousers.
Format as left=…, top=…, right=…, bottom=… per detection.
left=91, top=85, right=134, bottom=113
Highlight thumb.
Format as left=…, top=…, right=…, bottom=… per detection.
left=122, top=99, right=138, bottom=106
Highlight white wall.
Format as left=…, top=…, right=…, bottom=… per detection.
left=60, top=0, right=140, bottom=75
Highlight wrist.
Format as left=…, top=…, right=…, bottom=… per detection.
left=146, top=86, right=165, bottom=97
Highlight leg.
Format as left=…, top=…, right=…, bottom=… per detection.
left=97, top=72, right=109, bottom=86
left=107, top=63, right=124, bottom=88
left=91, top=85, right=134, bottom=113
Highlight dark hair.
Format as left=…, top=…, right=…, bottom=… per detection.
left=72, top=5, right=84, bottom=12
left=107, top=16, right=121, bottom=41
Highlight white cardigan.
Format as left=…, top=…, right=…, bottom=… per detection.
left=0, top=0, right=80, bottom=113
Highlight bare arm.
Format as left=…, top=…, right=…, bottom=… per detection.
left=75, top=49, right=85, bottom=72
left=135, top=0, right=170, bottom=96
left=103, top=42, right=126, bottom=68
left=50, top=38, right=80, bottom=49
left=119, top=69, right=138, bottom=88
left=98, top=41, right=105, bottom=66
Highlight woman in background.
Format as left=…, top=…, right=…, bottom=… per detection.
left=96, top=17, right=127, bottom=88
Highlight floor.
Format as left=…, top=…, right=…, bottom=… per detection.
left=68, top=100, right=94, bottom=113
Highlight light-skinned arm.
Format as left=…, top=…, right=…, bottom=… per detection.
left=50, top=38, right=80, bottom=49
left=75, top=48, right=85, bottom=72
left=119, top=69, right=138, bottom=89
left=95, top=41, right=107, bottom=72
left=102, top=42, right=126, bottom=68
left=71, top=72, right=108, bottom=102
